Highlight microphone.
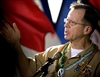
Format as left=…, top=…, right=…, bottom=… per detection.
left=52, top=52, right=62, bottom=60
left=32, top=52, right=62, bottom=77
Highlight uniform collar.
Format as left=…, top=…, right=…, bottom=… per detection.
left=65, top=42, right=96, bottom=59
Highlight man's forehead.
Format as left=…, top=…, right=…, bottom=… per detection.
left=67, top=8, right=85, bottom=20
left=69, top=8, right=85, bottom=15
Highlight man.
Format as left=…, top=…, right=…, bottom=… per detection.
left=1, top=2, right=100, bottom=77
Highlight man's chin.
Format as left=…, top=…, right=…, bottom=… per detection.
left=64, top=36, right=70, bottom=40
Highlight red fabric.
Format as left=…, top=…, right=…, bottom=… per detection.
left=89, top=0, right=100, bottom=12
left=0, top=0, right=55, bottom=52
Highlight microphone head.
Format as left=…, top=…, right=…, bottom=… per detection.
left=52, top=52, right=62, bottom=60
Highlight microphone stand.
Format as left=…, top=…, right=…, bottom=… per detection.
left=32, top=58, right=54, bottom=77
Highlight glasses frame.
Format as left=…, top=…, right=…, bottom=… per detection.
left=64, top=18, right=86, bottom=26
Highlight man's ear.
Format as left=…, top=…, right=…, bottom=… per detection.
left=84, top=26, right=92, bottom=35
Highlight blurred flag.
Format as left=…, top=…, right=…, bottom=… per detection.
left=0, top=0, right=57, bottom=56
left=88, top=0, right=100, bottom=12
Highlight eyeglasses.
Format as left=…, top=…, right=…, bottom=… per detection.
left=64, top=18, right=86, bottom=26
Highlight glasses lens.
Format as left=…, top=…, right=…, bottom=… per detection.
left=64, top=18, right=76, bottom=26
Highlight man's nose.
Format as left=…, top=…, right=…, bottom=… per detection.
left=64, top=22, right=70, bottom=28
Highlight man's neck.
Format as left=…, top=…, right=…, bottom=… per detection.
left=71, top=39, right=91, bottom=49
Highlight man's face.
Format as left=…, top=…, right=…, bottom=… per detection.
left=64, top=8, right=86, bottom=41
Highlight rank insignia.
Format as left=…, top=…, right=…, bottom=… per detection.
left=75, top=63, right=92, bottom=77
left=82, top=65, right=92, bottom=77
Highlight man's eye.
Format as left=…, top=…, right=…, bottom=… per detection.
left=70, top=20, right=76, bottom=24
